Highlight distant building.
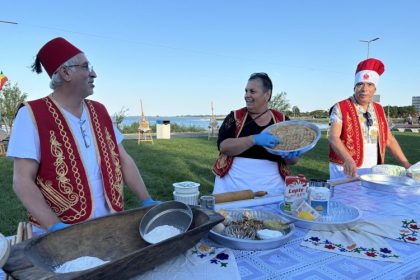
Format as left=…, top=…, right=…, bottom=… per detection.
left=373, top=95, right=380, bottom=103
left=413, top=96, right=420, bottom=112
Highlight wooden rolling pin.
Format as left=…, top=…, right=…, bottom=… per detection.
left=214, top=189, right=268, bottom=203
left=327, top=177, right=360, bottom=186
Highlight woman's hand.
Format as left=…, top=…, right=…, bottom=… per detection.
left=284, top=151, right=303, bottom=160
left=343, top=159, right=358, bottom=177
left=253, top=131, right=281, bottom=148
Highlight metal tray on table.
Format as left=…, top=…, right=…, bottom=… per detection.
left=360, top=174, right=420, bottom=195
left=278, top=201, right=361, bottom=231
left=209, top=209, right=295, bottom=250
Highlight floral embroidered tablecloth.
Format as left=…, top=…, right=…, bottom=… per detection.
left=219, top=181, right=420, bottom=280
left=129, top=242, right=240, bottom=280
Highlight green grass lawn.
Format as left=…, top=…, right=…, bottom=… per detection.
left=1, top=132, right=419, bottom=235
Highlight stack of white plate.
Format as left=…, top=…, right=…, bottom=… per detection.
left=173, top=181, right=200, bottom=205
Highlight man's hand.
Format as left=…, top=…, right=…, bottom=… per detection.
left=140, top=198, right=160, bottom=208
left=253, top=132, right=281, bottom=148
left=47, top=222, right=70, bottom=233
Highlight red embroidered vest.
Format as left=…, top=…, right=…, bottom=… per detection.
left=329, top=98, right=389, bottom=167
left=212, top=107, right=290, bottom=179
left=25, top=97, right=124, bottom=225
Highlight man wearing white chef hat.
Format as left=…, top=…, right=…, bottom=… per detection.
left=7, top=37, right=158, bottom=235
left=328, top=58, right=411, bottom=179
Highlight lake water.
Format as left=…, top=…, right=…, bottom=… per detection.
left=119, top=116, right=329, bottom=130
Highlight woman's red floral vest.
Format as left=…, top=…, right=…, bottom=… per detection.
left=212, top=107, right=290, bottom=179
left=25, top=97, right=124, bottom=226
left=329, top=98, right=389, bottom=167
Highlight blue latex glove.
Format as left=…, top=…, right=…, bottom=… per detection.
left=47, top=222, right=70, bottom=233
left=284, top=150, right=303, bottom=160
left=253, top=132, right=281, bottom=148
left=141, top=198, right=160, bottom=207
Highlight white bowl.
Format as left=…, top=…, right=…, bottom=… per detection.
left=173, top=191, right=200, bottom=205
left=173, top=181, right=200, bottom=194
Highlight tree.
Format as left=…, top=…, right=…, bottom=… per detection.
left=383, top=105, right=416, bottom=119
left=309, top=109, right=328, bottom=118
left=268, top=91, right=290, bottom=112
left=0, top=82, right=28, bottom=134
left=292, top=105, right=300, bottom=117
left=113, top=106, right=129, bottom=130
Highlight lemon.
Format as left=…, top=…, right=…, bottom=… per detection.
left=263, top=220, right=289, bottom=230
left=297, top=211, right=315, bottom=221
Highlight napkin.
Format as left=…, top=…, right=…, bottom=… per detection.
left=130, top=242, right=240, bottom=280
left=301, top=217, right=419, bottom=262
left=301, top=227, right=401, bottom=262
left=354, top=217, right=419, bottom=245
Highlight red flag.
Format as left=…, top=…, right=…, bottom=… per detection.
left=0, top=72, right=8, bottom=91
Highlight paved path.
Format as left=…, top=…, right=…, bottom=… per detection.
left=124, top=132, right=212, bottom=140
left=390, top=124, right=420, bottom=133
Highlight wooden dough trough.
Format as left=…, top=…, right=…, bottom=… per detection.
left=3, top=206, right=223, bottom=279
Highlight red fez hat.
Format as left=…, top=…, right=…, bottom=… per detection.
left=32, top=37, right=82, bottom=78
left=354, top=58, right=385, bottom=87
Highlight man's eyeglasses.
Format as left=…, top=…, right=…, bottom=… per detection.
left=67, top=62, right=94, bottom=72
left=363, top=112, right=373, bottom=127
left=79, top=120, right=91, bottom=148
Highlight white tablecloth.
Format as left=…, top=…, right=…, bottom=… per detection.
left=225, top=181, right=420, bottom=280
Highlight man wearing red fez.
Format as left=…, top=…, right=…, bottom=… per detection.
left=328, top=58, right=412, bottom=179
left=7, top=37, right=158, bottom=235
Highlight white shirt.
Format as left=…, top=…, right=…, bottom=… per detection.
left=7, top=104, right=124, bottom=219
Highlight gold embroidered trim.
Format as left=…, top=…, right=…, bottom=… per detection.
left=36, top=176, right=80, bottom=216
left=86, top=100, right=123, bottom=208
left=105, top=127, right=124, bottom=203
left=374, top=104, right=387, bottom=163
left=42, top=97, right=87, bottom=222
left=344, top=100, right=363, bottom=165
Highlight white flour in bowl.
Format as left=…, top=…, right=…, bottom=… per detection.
left=144, top=225, right=181, bottom=243
left=54, top=256, right=109, bottom=273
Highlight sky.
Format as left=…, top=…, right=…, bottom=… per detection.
left=1, top=0, right=420, bottom=116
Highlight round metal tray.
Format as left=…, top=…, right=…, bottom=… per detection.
left=278, top=201, right=361, bottom=231
left=262, top=120, right=321, bottom=157
left=208, top=209, right=295, bottom=250
left=360, top=174, right=420, bottom=195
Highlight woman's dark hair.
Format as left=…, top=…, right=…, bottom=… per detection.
left=248, top=72, right=273, bottom=100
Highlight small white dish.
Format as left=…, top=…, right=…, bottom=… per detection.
left=173, top=181, right=200, bottom=194
left=173, top=191, right=200, bottom=205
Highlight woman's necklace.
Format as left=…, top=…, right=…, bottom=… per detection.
left=250, top=109, right=269, bottom=121
left=244, top=109, right=269, bottom=127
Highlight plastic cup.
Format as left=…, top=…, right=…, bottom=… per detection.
left=200, top=195, right=215, bottom=210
